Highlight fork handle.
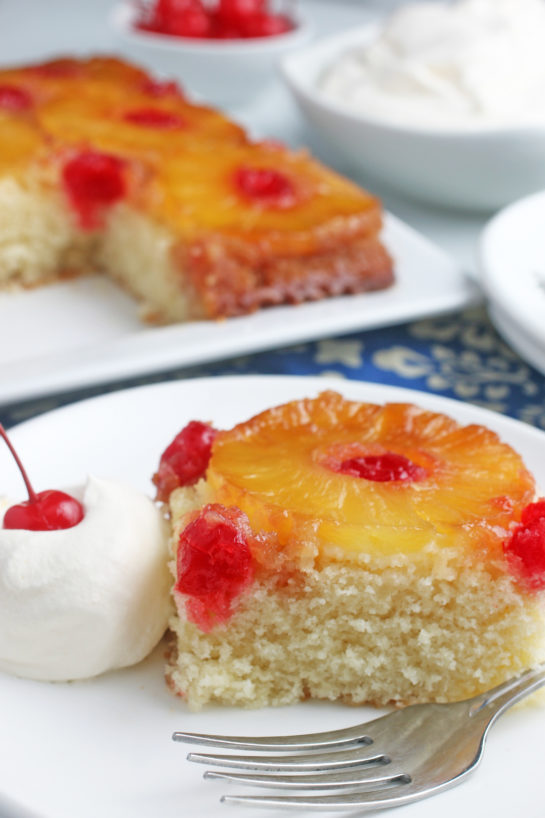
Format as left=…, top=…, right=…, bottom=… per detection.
left=469, top=660, right=545, bottom=720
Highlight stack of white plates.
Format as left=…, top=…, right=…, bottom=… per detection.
left=480, top=191, right=545, bottom=376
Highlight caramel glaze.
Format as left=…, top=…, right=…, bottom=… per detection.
left=181, top=233, right=393, bottom=318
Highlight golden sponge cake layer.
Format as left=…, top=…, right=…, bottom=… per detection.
left=166, top=480, right=545, bottom=711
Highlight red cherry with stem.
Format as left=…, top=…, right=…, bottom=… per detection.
left=0, top=424, right=84, bottom=531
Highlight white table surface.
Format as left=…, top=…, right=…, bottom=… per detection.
left=0, top=0, right=487, bottom=278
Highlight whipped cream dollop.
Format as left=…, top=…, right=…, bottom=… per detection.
left=320, top=0, right=545, bottom=129
left=0, top=477, right=171, bottom=681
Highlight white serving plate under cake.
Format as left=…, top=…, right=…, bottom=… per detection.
left=1, top=375, right=545, bottom=818
left=0, top=214, right=477, bottom=405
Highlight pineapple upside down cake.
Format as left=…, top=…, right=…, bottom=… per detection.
left=0, top=56, right=393, bottom=323
left=153, top=392, right=545, bottom=711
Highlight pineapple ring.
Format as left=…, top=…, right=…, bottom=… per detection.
left=207, top=392, right=535, bottom=558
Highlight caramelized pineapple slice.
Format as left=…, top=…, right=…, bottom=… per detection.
left=207, top=392, right=535, bottom=561
left=0, top=56, right=245, bottom=162
left=150, top=141, right=382, bottom=247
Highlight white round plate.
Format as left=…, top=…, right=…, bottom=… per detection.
left=480, top=190, right=545, bottom=352
left=1, top=375, right=545, bottom=818
left=489, top=304, right=545, bottom=376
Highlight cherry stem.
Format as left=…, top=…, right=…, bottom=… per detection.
left=0, top=423, right=38, bottom=504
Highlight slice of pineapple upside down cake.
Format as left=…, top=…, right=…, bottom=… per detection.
left=154, top=392, right=545, bottom=710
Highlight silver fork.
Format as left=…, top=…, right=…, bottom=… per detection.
left=173, top=662, right=545, bottom=812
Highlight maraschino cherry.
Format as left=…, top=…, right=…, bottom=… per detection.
left=176, top=503, right=255, bottom=631
left=62, top=150, right=126, bottom=231
left=135, top=0, right=295, bottom=39
left=0, top=424, right=84, bottom=531
left=234, top=166, right=297, bottom=208
left=153, top=420, right=217, bottom=502
left=337, top=453, right=428, bottom=483
left=504, top=500, right=545, bottom=590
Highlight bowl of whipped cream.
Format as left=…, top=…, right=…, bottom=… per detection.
left=281, top=0, right=545, bottom=211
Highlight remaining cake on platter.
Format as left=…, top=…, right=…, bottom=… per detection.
left=0, top=56, right=393, bottom=323
left=154, top=392, right=545, bottom=711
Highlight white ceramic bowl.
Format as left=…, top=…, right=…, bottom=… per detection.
left=110, top=2, right=313, bottom=109
left=281, top=25, right=545, bottom=212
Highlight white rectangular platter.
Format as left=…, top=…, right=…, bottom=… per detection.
left=0, top=214, right=478, bottom=405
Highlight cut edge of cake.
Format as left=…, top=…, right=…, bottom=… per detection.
left=165, top=482, right=545, bottom=712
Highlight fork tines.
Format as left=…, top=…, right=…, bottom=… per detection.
left=174, top=726, right=412, bottom=810
left=172, top=665, right=545, bottom=811
left=172, top=723, right=374, bottom=752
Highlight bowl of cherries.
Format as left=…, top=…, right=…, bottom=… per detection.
left=111, top=0, right=313, bottom=108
